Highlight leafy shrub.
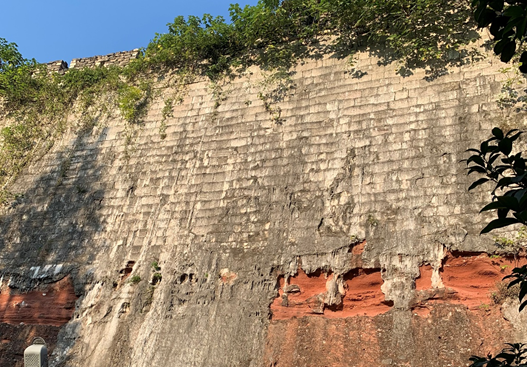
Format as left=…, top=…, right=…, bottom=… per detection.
left=151, top=261, right=161, bottom=271
left=118, top=85, right=144, bottom=122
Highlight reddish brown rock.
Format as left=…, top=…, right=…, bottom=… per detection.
left=271, top=267, right=391, bottom=320
left=0, top=277, right=77, bottom=326
left=266, top=252, right=527, bottom=366
left=415, top=252, right=527, bottom=311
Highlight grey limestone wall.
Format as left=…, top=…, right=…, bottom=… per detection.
left=0, top=50, right=525, bottom=366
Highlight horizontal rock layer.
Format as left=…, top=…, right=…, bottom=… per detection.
left=1, top=48, right=526, bottom=367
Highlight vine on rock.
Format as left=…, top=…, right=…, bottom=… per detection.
left=0, top=0, right=481, bottom=203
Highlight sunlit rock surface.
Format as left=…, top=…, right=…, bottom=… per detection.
left=1, top=49, right=526, bottom=366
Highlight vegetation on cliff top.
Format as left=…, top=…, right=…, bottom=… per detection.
left=0, top=0, right=479, bottom=203
left=1, top=0, right=480, bottom=109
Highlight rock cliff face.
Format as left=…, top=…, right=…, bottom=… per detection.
left=1, top=50, right=527, bottom=366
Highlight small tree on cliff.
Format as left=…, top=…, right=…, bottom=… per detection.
left=0, top=38, right=38, bottom=106
left=472, top=0, right=527, bottom=72
left=0, top=38, right=25, bottom=72
left=465, top=128, right=527, bottom=366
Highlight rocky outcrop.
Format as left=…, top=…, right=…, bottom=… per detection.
left=69, top=49, right=140, bottom=69
left=1, top=47, right=526, bottom=366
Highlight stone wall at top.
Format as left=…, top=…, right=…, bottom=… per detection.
left=69, top=49, right=140, bottom=69
left=1, top=47, right=527, bottom=367
left=45, top=49, right=140, bottom=73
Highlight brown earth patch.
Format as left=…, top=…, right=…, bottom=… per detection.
left=0, top=276, right=77, bottom=326
left=271, top=267, right=391, bottom=320
left=0, top=277, right=77, bottom=367
left=265, top=304, right=513, bottom=367
left=415, top=252, right=527, bottom=310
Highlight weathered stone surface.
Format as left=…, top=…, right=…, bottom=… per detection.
left=0, top=50, right=526, bottom=366
left=69, top=49, right=140, bottom=69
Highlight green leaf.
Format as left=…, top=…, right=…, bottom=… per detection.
left=467, top=155, right=486, bottom=166
left=507, top=278, right=522, bottom=287
left=520, top=282, right=527, bottom=301
left=503, top=17, right=524, bottom=36
left=489, top=0, right=504, bottom=11
left=520, top=51, right=527, bottom=73
left=499, top=138, right=513, bottom=156
left=513, top=159, right=526, bottom=173
left=495, top=352, right=515, bottom=363
left=481, top=218, right=520, bottom=233
left=501, top=40, right=517, bottom=63
left=520, top=193, right=527, bottom=207
left=518, top=17, right=527, bottom=40
left=498, top=195, right=519, bottom=210
left=512, top=211, right=527, bottom=223
left=492, top=127, right=504, bottom=139
left=511, top=174, right=526, bottom=184
left=504, top=5, right=525, bottom=19
left=494, top=38, right=509, bottom=55
left=498, top=207, right=510, bottom=218
left=513, top=188, right=527, bottom=201
left=497, top=176, right=513, bottom=188
left=480, top=201, right=506, bottom=212
left=480, top=9, right=498, bottom=28
left=490, top=15, right=510, bottom=38
left=469, top=178, right=490, bottom=191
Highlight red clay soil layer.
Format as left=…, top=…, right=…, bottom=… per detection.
left=264, top=304, right=512, bottom=367
left=0, top=276, right=76, bottom=326
left=272, top=251, right=527, bottom=320
left=271, top=268, right=391, bottom=319
left=416, top=252, right=527, bottom=310
left=266, top=252, right=527, bottom=366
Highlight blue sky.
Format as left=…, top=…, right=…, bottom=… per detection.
left=1, top=0, right=259, bottom=64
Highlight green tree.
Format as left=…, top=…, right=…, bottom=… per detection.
left=0, top=38, right=40, bottom=106
left=472, top=0, right=527, bottom=72
left=0, top=38, right=25, bottom=72
left=465, top=129, right=527, bottom=366
left=465, top=128, right=526, bottom=234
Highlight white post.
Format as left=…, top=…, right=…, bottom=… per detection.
left=24, top=337, right=48, bottom=367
